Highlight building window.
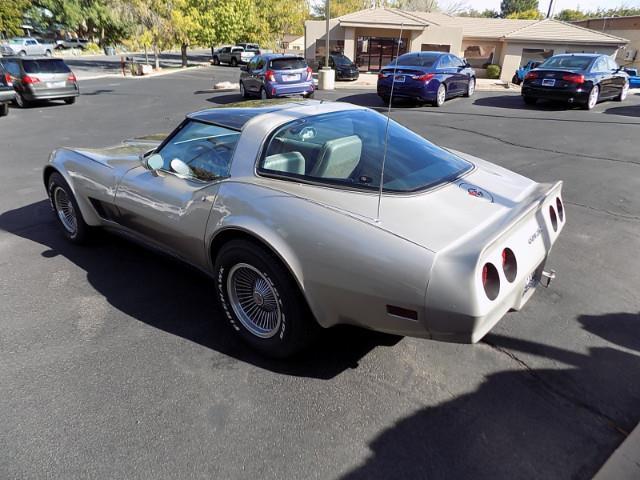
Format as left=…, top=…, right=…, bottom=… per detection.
left=521, top=48, right=554, bottom=66
left=421, top=44, right=450, bottom=53
left=355, top=36, right=408, bottom=72
left=463, top=44, right=497, bottom=68
left=315, top=40, right=344, bottom=59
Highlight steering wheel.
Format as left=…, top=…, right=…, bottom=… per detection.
left=185, top=142, right=228, bottom=171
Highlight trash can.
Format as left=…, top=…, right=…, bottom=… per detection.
left=104, top=46, right=116, bottom=56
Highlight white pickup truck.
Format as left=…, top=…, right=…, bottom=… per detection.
left=0, top=38, right=55, bottom=57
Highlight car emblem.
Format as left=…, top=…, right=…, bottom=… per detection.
left=459, top=183, right=494, bottom=203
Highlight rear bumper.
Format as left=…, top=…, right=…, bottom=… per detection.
left=0, top=89, right=15, bottom=103
left=522, top=85, right=590, bottom=103
left=336, top=71, right=359, bottom=81
left=377, top=83, right=435, bottom=101
left=23, top=86, right=79, bottom=101
left=269, top=82, right=314, bottom=97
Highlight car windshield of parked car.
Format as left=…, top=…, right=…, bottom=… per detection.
left=156, top=120, right=241, bottom=181
left=394, top=53, right=440, bottom=68
left=23, top=59, right=71, bottom=74
left=259, top=110, right=472, bottom=192
left=269, top=57, right=306, bottom=70
left=8, top=39, right=23, bottom=44
left=540, top=56, right=593, bottom=70
left=332, top=55, right=352, bottom=66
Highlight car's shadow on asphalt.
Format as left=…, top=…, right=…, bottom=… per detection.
left=473, top=95, right=575, bottom=111
left=335, top=92, right=422, bottom=110
left=0, top=200, right=401, bottom=380
left=205, top=93, right=244, bottom=104
left=603, top=105, right=640, bottom=117
left=341, top=329, right=640, bottom=479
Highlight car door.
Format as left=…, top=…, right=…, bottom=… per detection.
left=607, top=57, right=626, bottom=96
left=25, top=39, right=38, bottom=55
left=438, top=55, right=458, bottom=94
left=219, top=47, right=230, bottom=64
left=114, top=120, right=241, bottom=266
left=591, top=56, right=613, bottom=97
left=450, top=54, right=470, bottom=94
left=244, top=56, right=260, bottom=92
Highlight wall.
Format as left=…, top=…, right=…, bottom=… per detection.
left=412, top=26, right=463, bottom=55
left=304, top=19, right=344, bottom=61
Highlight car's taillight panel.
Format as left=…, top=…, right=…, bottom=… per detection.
left=556, top=197, right=564, bottom=222
left=562, top=73, right=584, bottom=84
left=306, top=66, right=313, bottom=81
left=502, top=248, right=517, bottom=283
left=413, top=73, right=434, bottom=82
left=23, top=75, right=40, bottom=84
left=482, top=263, right=500, bottom=300
left=67, top=73, right=77, bottom=82
left=525, top=71, right=538, bottom=81
left=265, top=69, right=275, bottom=82
left=549, top=206, right=558, bottom=232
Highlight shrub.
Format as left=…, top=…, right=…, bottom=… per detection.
left=486, top=64, right=501, bottom=79
left=84, top=43, right=102, bottom=54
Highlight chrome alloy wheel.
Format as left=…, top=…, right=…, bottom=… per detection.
left=227, top=263, right=282, bottom=338
left=53, top=186, right=77, bottom=234
left=620, top=82, right=629, bottom=101
left=467, top=78, right=475, bottom=96
left=436, top=84, right=446, bottom=106
left=587, top=85, right=599, bottom=109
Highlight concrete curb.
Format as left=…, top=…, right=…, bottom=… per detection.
left=593, top=423, right=640, bottom=480
left=77, top=64, right=208, bottom=82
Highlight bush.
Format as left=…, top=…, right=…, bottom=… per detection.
left=84, top=43, right=102, bottom=54
left=486, top=64, right=501, bottom=79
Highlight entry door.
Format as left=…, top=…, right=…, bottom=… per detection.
left=115, top=167, right=219, bottom=266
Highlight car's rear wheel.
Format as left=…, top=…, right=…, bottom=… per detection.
left=44, top=50, right=52, bottom=57
left=464, top=77, right=475, bottom=97
left=616, top=81, right=629, bottom=102
left=47, top=172, right=92, bottom=244
left=19, top=50, right=26, bottom=56
left=433, top=83, right=446, bottom=107
left=64, top=97, right=76, bottom=105
left=305, top=90, right=314, bottom=99
left=214, top=239, right=319, bottom=358
left=260, top=87, right=269, bottom=100
left=381, top=96, right=390, bottom=106
left=0, top=103, right=8, bottom=117
left=14, top=92, right=30, bottom=108
left=523, top=96, right=537, bottom=105
left=240, top=81, right=249, bottom=99
left=512, top=74, right=520, bottom=85
left=584, top=84, right=599, bottom=110
left=231, top=57, right=238, bottom=67
left=212, top=56, right=219, bottom=65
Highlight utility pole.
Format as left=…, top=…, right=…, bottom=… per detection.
left=325, top=0, right=330, bottom=68
left=546, top=0, right=554, bottom=18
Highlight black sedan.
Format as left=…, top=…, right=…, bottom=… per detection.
left=316, top=54, right=359, bottom=81
left=521, top=53, right=629, bottom=110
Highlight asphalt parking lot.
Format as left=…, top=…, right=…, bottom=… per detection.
left=1, top=65, right=639, bottom=479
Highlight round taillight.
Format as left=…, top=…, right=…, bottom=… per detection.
left=549, top=206, right=558, bottom=232
left=502, top=248, right=517, bottom=283
left=482, top=263, right=500, bottom=300
left=556, top=197, right=564, bottom=222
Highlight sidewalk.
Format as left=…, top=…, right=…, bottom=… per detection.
left=593, top=422, right=640, bottom=480
left=333, top=73, right=520, bottom=92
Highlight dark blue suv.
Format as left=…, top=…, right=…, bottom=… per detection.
left=240, top=54, right=314, bottom=99
left=377, top=51, right=475, bottom=107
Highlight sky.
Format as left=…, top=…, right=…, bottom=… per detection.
left=440, top=0, right=640, bottom=14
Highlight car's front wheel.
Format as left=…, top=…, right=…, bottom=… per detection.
left=464, top=77, right=475, bottom=97
left=14, top=92, right=30, bottom=108
left=64, top=97, right=76, bottom=105
left=214, top=240, right=319, bottom=358
left=212, top=56, right=219, bottom=65
left=584, top=84, right=599, bottom=110
left=240, top=81, right=249, bottom=99
left=616, top=81, right=629, bottom=102
left=230, top=57, right=238, bottom=67
left=47, top=172, right=92, bottom=244
left=433, top=83, right=446, bottom=107
left=512, top=74, right=520, bottom=85
left=0, top=103, right=8, bottom=117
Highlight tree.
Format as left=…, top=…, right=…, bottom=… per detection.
left=397, top=0, right=439, bottom=12
left=506, top=8, right=542, bottom=19
left=500, top=0, right=538, bottom=17
left=0, top=0, right=31, bottom=37
left=555, top=9, right=586, bottom=21
left=459, top=8, right=499, bottom=18
left=312, top=0, right=378, bottom=19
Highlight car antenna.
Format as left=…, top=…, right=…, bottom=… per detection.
left=376, top=23, right=404, bottom=223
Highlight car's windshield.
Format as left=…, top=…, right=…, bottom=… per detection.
left=332, top=55, right=352, bottom=66
left=393, top=53, right=440, bottom=68
left=23, top=59, right=71, bottom=74
left=8, top=39, right=24, bottom=44
left=259, top=110, right=472, bottom=192
left=540, top=56, right=593, bottom=70
left=156, top=120, right=241, bottom=181
left=270, top=57, right=306, bottom=70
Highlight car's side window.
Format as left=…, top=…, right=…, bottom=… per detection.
left=451, top=55, right=464, bottom=68
left=4, top=60, right=20, bottom=78
left=439, top=56, right=452, bottom=69
left=256, top=57, right=266, bottom=70
left=607, top=57, right=618, bottom=71
left=592, top=57, right=607, bottom=72
left=248, top=57, right=259, bottom=71
left=154, top=120, right=241, bottom=182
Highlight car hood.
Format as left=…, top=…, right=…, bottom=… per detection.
left=71, top=134, right=166, bottom=169
left=253, top=150, right=540, bottom=252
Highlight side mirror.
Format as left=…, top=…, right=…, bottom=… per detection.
left=146, top=153, right=163, bottom=171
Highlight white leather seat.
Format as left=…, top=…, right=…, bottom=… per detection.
left=310, top=135, right=362, bottom=179
left=263, top=151, right=306, bottom=175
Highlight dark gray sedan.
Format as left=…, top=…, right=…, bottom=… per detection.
left=0, top=62, right=15, bottom=116
left=0, top=57, right=79, bottom=107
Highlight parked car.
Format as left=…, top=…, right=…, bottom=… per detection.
left=377, top=51, right=476, bottom=107
left=623, top=67, right=640, bottom=88
left=0, top=37, right=55, bottom=57
left=44, top=100, right=564, bottom=357
left=55, top=38, right=89, bottom=50
left=521, top=53, right=629, bottom=110
left=0, top=57, right=79, bottom=107
left=0, top=62, right=15, bottom=117
left=236, top=43, right=260, bottom=52
left=511, top=60, right=541, bottom=85
left=212, top=46, right=255, bottom=66
left=316, top=53, right=359, bottom=81
left=240, top=54, right=314, bottom=99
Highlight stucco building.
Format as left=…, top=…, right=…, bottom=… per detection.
left=572, top=16, right=640, bottom=69
left=304, top=8, right=628, bottom=81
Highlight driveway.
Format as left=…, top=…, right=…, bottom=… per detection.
left=0, top=67, right=638, bottom=479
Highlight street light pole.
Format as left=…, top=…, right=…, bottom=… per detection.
left=325, top=0, right=330, bottom=68
left=546, top=0, right=554, bottom=18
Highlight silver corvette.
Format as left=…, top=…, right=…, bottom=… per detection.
left=44, top=100, right=565, bottom=357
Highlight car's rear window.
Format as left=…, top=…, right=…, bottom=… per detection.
left=259, top=110, right=472, bottom=193
left=540, top=56, right=593, bottom=70
left=23, top=59, right=71, bottom=74
left=394, top=53, right=440, bottom=68
left=269, top=58, right=307, bottom=70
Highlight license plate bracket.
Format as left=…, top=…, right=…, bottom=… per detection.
left=542, top=78, right=555, bottom=87
left=282, top=74, right=300, bottom=82
left=394, top=75, right=405, bottom=83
